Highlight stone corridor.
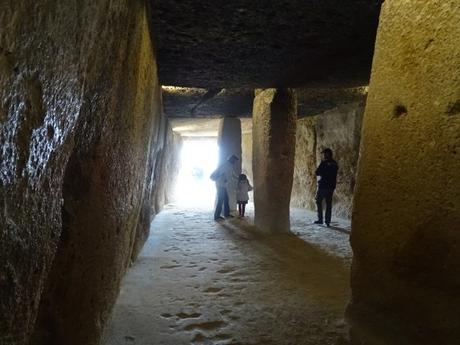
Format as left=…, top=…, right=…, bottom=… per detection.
left=2, top=1, right=459, bottom=344
left=103, top=205, right=351, bottom=345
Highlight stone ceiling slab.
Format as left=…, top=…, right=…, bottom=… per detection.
left=163, top=86, right=368, bottom=118
left=149, top=0, right=382, bottom=88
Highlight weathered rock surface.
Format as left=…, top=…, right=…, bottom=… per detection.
left=157, top=126, right=182, bottom=212
left=131, top=121, right=182, bottom=262
left=0, top=1, right=178, bottom=344
left=163, top=87, right=254, bottom=118
left=291, top=118, right=318, bottom=213
left=252, top=89, right=297, bottom=233
left=241, top=131, right=253, bottom=183
left=31, top=3, right=170, bottom=345
left=162, top=86, right=367, bottom=119
left=291, top=102, right=365, bottom=219
left=297, top=87, right=367, bottom=118
left=149, top=0, right=382, bottom=88
left=348, top=1, right=460, bottom=344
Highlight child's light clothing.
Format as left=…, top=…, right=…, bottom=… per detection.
left=236, top=180, right=253, bottom=203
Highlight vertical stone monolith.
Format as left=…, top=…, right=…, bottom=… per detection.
left=0, top=0, right=165, bottom=343
left=217, top=117, right=242, bottom=211
left=348, top=1, right=460, bottom=344
left=26, top=2, right=168, bottom=345
left=252, top=89, right=297, bottom=233
left=241, top=130, right=253, bottom=183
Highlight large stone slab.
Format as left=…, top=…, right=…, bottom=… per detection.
left=131, top=121, right=182, bottom=262
left=348, top=1, right=460, bottom=344
left=32, top=4, right=164, bottom=345
left=291, top=102, right=365, bottom=220
left=252, top=89, right=297, bottom=233
left=149, top=1, right=382, bottom=88
left=0, top=1, right=173, bottom=344
left=241, top=131, right=253, bottom=183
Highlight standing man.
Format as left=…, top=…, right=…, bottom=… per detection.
left=210, top=155, right=239, bottom=221
left=314, top=148, right=338, bottom=227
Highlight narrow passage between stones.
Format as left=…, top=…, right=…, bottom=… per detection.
left=103, top=205, right=351, bottom=345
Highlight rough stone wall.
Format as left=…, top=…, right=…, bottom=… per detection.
left=252, top=89, right=297, bottom=233
left=161, top=126, right=182, bottom=206
left=0, top=1, right=174, bottom=344
left=130, top=116, right=166, bottom=263
left=291, top=102, right=364, bottom=219
left=348, top=1, right=460, bottom=344
left=131, top=121, right=182, bottom=262
left=241, top=132, right=253, bottom=183
left=291, top=117, right=318, bottom=212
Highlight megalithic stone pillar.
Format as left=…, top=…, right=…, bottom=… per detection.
left=252, top=89, right=297, bottom=233
left=217, top=117, right=242, bottom=212
left=347, top=1, right=460, bottom=344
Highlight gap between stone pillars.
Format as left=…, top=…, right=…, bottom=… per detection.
left=252, top=88, right=297, bottom=233
left=217, top=117, right=242, bottom=212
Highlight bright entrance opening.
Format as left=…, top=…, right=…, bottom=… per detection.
left=174, top=138, right=219, bottom=207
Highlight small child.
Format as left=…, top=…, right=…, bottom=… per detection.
left=236, top=174, right=253, bottom=217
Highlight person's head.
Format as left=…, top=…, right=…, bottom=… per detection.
left=227, top=154, right=239, bottom=165
left=322, top=148, right=333, bottom=160
left=239, top=174, right=247, bottom=181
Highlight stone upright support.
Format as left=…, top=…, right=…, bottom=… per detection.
left=348, top=1, right=460, bottom=344
left=30, top=3, right=165, bottom=345
left=217, top=117, right=242, bottom=211
left=241, top=130, right=253, bottom=182
left=1, top=1, right=164, bottom=344
left=252, top=89, right=297, bottom=233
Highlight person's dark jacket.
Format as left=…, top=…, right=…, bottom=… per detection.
left=315, top=159, right=338, bottom=189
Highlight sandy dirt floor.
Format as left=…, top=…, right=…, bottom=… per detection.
left=103, top=204, right=352, bottom=345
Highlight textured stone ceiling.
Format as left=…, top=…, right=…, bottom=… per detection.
left=162, top=87, right=253, bottom=118
left=162, top=86, right=368, bottom=118
left=149, top=0, right=382, bottom=88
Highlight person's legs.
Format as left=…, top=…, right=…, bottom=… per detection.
left=223, top=188, right=230, bottom=217
left=242, top=203, right=246, bottom=217
left=214, top=187, right=224, bottom=220
left=315, top=189, right=324, bottom=223
left=325, top=189, right=334, bottom=226
left=237, top=203, right=242, bottom=217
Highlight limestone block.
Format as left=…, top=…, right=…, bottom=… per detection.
left=217, top=117, right=242, bottom=211
left=31, top=4, right=164, bottom=345
left=0, top=0, right=169, bottom=344
left=241, top=131, right=253, bottom=183
left=0, top=0, right=106, bottom=342
left=316, top=103, right=364, bottom=219
left=150, top=0, right=381, bottom=88
left=291, top=102, right=364, bottom=220
left=348, top=1, right=460, bottom=344
left=252, top=89, right=297, bottom=233
left=162, top=128, right=183, bottom=205
left=131, top=121, right=182, bottom=262
left=291, top=117, right=318, bottom=212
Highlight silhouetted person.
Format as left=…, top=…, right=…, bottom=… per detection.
left=236, top=174, right=253, bottom=217
left=314, top=148, right=338, bottom=227
left=210, top=155, right=239, bottom=221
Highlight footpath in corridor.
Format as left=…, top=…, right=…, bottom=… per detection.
left=103, top=205, right=352, bottom=345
